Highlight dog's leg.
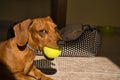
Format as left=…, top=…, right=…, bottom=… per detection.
left=14, top=72, right=36, bottom=80
left=28, top=65, right=53, bottom=80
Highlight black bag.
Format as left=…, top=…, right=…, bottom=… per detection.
left=60, top=25, right=101, bottom=57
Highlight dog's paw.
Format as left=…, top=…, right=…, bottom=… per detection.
left=42, top=76, right=53, bottom=80
left=46, top=77, right=53, bottom=80
left=37, top=75, right=53, bottom=80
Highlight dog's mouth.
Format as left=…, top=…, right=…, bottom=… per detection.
left=27, top=43, right=61, bottom=60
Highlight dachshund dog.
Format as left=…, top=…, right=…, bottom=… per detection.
left=0, top=16, right=63, bottom=80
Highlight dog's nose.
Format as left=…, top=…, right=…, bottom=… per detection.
left=57, top=40, right=65, bottom=47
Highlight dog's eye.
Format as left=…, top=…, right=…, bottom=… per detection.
left=39, top=30, right=48, bottom=35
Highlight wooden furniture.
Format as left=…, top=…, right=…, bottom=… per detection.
left=51, top=0, right=67, bottom=28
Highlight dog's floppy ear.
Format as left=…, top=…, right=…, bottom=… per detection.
left=13, top=19, right=32, bottom=46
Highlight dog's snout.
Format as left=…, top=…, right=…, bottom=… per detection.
left=57, top=40, right=65, bottom=47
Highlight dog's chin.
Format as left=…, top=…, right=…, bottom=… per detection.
left=43, top=54, right=54, bottom=61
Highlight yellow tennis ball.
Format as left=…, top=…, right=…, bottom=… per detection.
left=43, top=46, right=62, bottom=59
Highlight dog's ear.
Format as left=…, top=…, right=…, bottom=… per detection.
left=13, top=19, right=32, bottom=46
left=46, top=16, right=54, bottom=22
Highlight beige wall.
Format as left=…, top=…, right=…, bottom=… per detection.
left=0, top=0, right=51, bottom=21
left=67, top=0, right=120, bottom=26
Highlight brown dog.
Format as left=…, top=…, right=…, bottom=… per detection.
left=0, top=16, right=63, bottom=80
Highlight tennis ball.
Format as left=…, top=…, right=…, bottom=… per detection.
left=98, top=26, right=115, bottom=36
left=43, top=46, right=62, bottom=59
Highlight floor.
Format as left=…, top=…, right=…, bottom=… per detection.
left=34, top=56, right=120, bottom=80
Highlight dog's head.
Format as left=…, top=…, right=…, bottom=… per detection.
left=13, top=16, right=64, bottom=53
